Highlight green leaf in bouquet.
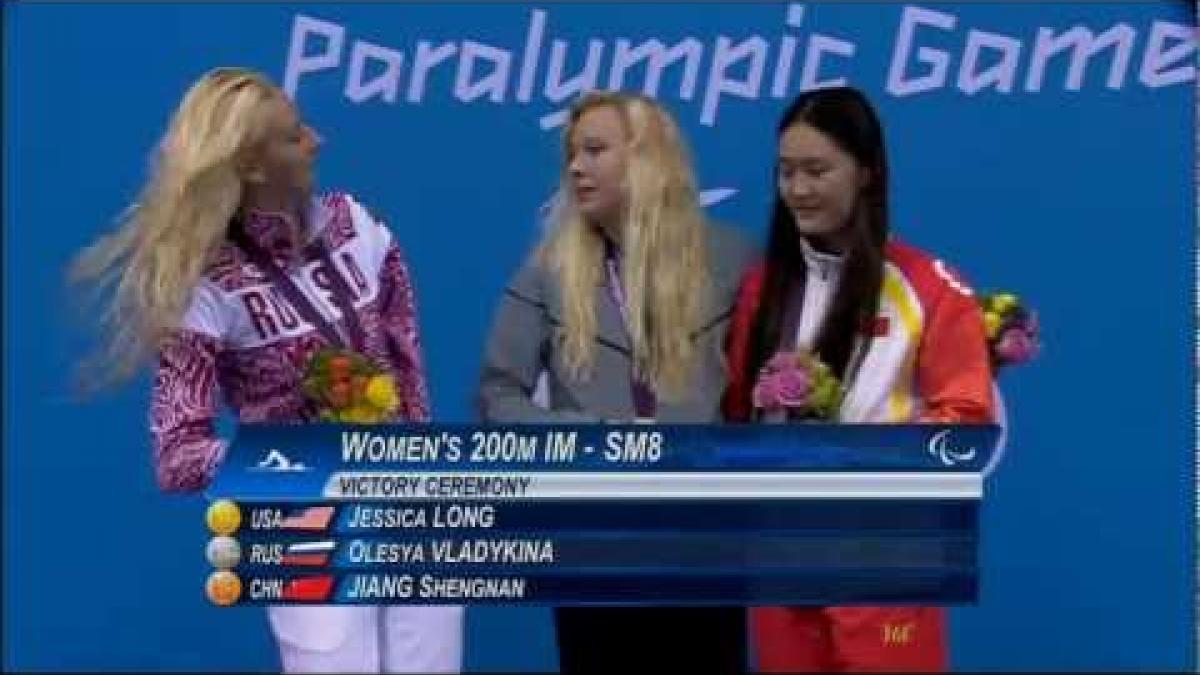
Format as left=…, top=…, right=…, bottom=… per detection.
left=302, top=377, right=322, bottom=400
left=305, top=349, right=332, bottom=378
left=810, top=377, right=841, bottom=415
left=315, top=369, right=331, bottom=384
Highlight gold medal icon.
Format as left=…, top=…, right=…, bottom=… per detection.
left=206, top=500, right=241, bottom=536
left=206, top=570, right=242, bottom=606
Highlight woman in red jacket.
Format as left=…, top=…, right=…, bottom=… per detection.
left=723, top=86, right=994, bottom=671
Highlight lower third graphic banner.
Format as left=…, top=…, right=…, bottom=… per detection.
left=201, top=424, right=996, bottom=606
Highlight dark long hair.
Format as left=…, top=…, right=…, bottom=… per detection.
left=748, top=86, right=890, bottom=397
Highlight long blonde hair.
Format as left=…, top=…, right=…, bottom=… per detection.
left=541, top=91, right=712, bottom=401
left=71, top=67, right=280, bottom=387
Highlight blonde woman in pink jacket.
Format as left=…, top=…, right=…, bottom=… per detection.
left=71, top=67, right=463, bottom=674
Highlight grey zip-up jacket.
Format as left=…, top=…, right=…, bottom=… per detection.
left=477, top=222, right=755, bottom=424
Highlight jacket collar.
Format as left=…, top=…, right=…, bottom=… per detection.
left=236, top=197, right=326, bottom=268
left=798, top=236, right=845, bottom=282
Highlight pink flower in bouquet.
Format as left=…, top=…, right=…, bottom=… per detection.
left=752, top=350, right=835, bottom=416
left=995, top=326, right=1039, bottom=365
left=773, top=367, right=813, bottom=407
left=752, top=375, right=783, bottom=411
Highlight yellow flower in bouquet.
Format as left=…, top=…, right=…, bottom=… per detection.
left=988, top=292, right=1019, bottom=315
left=342, top=404, right=381, bottom=424
left=303, top=348, right=401, bottom=424
left=365, top=375, right=400, bottom=411
left=983, top=310, right=1003, bottom=340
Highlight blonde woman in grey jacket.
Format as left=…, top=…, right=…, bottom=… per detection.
left=477, top=91, right=754, bottom=673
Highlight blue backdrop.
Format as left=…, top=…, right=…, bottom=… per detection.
left=4, top=1, right=1196, bottom=671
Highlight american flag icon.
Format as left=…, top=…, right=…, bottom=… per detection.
left=281, top=506, right=336, bottom=532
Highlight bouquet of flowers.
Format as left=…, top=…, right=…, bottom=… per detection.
left=751, top=350, right=843, bottom=420
left=302, top=348, right=401, bottom=424
left=980, top=291, right=1040, bottom=369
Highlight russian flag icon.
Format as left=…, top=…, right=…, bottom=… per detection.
left=281, top=541, right=335, bottom=567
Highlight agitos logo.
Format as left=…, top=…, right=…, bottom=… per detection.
left=927, top=428, right=977, bottom=467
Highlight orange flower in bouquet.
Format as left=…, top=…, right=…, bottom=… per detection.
left=302, top=348, right=400, bottom=424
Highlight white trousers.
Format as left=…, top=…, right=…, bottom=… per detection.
left=267, top=605, right=464, bottom=673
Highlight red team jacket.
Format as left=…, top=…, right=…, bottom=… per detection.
left=723, top=239, right=995, bottom=671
